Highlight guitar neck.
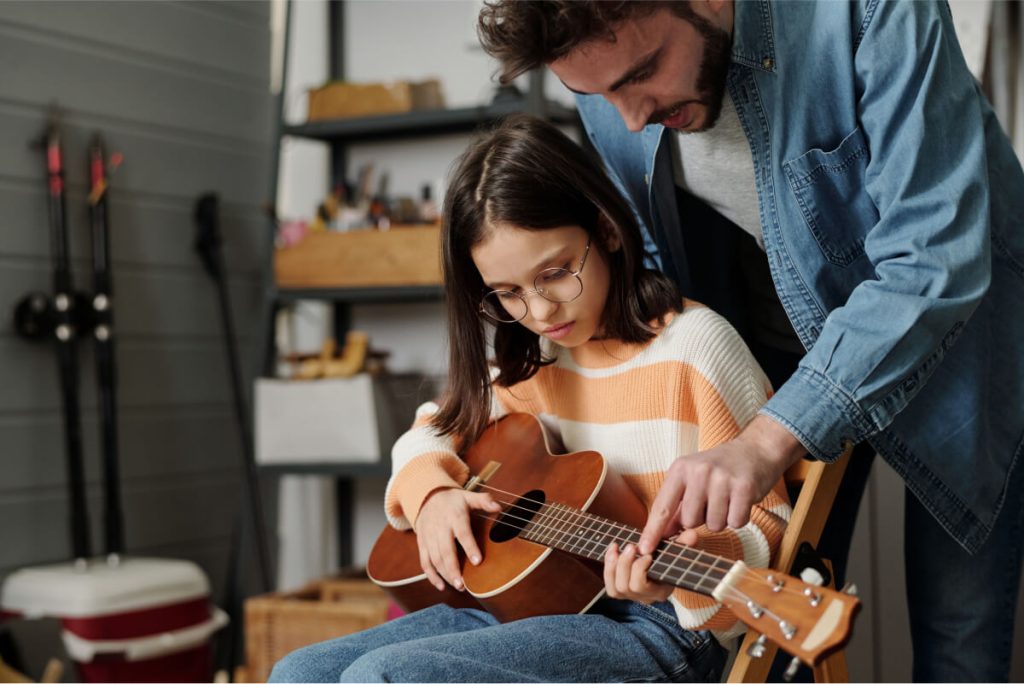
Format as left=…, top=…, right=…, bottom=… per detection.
left=519, top=501, right=734, bottom=597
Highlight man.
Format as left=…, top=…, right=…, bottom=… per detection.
left=479, top=1, right=1024, bottom=681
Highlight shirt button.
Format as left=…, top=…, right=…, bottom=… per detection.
left=762, top=56, right=774, bottom=69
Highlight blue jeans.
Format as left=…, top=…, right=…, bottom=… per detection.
left=268, top=598, right=727, bottom=683
left=906, top=456, right=1024, bottom=682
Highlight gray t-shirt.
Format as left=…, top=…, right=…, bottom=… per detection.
left=671, top=93, right=804, bottom=355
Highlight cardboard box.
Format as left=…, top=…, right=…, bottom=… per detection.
left=307, top=79, right=444, bottom=121
left=255, top=373, right=428, bottom=465
left=274, top=226, right=442, bottom=290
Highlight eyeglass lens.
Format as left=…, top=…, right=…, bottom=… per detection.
left=481, top=268, right=583, bottom=323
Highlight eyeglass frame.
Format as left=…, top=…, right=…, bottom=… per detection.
left=478, top=238, right=592, bottom=324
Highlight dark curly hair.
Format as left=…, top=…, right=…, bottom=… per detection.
left=477, top=1, right=699, bottom=84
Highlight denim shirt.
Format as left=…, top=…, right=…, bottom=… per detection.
left=576, top=0, right=1024, bottom=553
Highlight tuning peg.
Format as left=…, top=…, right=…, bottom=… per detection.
left=779, top=620, right=796, bottom=640
left=783, top=656, right=802, bottom=681
left=799, top=567, right=825, bottom=586
left=842, top=581, right=859, bottom=596
left=745, top=633, right=768, bottom=659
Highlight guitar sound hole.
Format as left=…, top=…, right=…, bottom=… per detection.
left=490, top=489, right=545, bottom=543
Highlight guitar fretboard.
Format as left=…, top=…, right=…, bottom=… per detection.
left=520, top=501, right=734, bottom=596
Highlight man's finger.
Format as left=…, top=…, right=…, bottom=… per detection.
left=639, top=468, right=687, bottom=554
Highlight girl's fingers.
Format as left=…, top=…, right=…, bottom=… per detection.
left=418, top=540, right=445, bottom=591
left=603, top=543, right=620, bottom=597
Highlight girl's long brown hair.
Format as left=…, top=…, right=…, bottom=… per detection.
left=433, top=115, right=680, bottom=442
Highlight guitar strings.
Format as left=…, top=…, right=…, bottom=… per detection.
left=469, top=505, right=725, bottom=593
left=468, top=508, right=795, bottom=632
left=472, top=481, right=731, bottom=579
left=467, top=482, right=819, bottom=606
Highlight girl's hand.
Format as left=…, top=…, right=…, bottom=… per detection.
left=414, top=488, right=502, bottom=592
left=603, top=542, right=674, bottom=604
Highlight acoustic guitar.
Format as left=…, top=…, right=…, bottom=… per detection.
left=367, top=413, right=859, bottom=667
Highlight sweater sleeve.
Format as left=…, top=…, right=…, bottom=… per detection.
left=669, top=309, right=792, bottom=635
left=384, top=390, right=509, bottom=530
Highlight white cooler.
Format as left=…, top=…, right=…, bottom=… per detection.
left=0, top=557, right=227, bottom=683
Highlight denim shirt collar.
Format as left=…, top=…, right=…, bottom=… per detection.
left=731, top=0, right=777, bottom=73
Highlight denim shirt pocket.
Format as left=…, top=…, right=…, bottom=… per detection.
left=782, top=126, right=877, bottom=267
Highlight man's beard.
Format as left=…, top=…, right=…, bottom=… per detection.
left=649, top=17, right=732, bottom=131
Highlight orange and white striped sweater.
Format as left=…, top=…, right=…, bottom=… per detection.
left=384, top=301, right=792, bottom=639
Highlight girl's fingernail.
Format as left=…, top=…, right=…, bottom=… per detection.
left=454, top=579, right=463, bottom=590
left=471, top=555, right=481, bottom=565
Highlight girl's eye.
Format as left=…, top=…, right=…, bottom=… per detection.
left=539, top=268, right=570, bottom=283
left=496, top=290, right=519, bottom=301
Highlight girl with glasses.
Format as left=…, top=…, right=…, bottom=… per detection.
left=270, top=115, right=790, bottom=683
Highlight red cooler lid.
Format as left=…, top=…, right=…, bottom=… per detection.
left=0, top=557, right=209, bottom=619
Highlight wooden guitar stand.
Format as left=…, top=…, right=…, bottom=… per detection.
left=728, top=447, right=855, bottom=683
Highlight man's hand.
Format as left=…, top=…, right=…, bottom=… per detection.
left=638, top=415, right=805, bottom=555
left=414, top=488, right=502, bottom=592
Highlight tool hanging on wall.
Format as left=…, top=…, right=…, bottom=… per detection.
left=193, top=192, right=273, bottom=592
left=88, top=134, right=125, bottom=560
left=12, top=111, right=128, bottom=565
left=13, top=111, right=92, bottom=563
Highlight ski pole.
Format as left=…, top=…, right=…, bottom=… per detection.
left=88, top=134, right=125, bottom=560
left=44, top=113, right=91, bottom=564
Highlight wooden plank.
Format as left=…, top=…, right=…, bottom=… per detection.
left=0, top=2, right=269, bottom=83
left=0, top=24, right=271, bottom=143
left=0, top=106, right=270, bottom=207
left=0, top=408, right=242, bottom=493
left=0, top=180, right=268, bottom=271
left=0, top=339, right=260, bottom=412
left=275, top=226, right=442, bottom=289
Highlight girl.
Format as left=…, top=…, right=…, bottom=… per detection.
left=270, top=115, right=790, bottom=683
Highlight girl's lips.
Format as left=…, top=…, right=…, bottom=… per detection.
left=543, top=321, right=575, bottom=340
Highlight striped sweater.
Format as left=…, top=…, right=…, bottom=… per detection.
left=385, top=301, right=792, bottom=637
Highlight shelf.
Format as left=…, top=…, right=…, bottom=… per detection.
left=260, top=461, right=391, bottom=477
left=274, top=284, right=444, bottom=304
left=284, top=99, right=579, bottom=143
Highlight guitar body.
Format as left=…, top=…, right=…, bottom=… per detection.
left=367, top=413, right=649, bottom=622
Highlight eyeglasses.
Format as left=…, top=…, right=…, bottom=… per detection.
left=479, top=239, right=591, bottom=324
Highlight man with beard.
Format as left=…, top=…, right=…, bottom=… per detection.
left=478, top=1, right=1024, bottom=681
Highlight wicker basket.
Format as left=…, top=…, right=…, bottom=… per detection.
left=243, top=575, right=391, bottom=683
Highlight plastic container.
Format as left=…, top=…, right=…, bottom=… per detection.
left=0, top=557, right=227, bottom=683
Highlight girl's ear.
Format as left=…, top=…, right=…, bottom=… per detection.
left=598, top=213, right=622, bottom=253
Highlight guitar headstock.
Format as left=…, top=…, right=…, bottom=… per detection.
left=712, top=562, right=861, bottom=666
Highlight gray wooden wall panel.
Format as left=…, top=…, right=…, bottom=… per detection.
left=0, top=409, right=241, bottom=493
left=0, top=0, right=272, bottom=615
left=0, top=106, right=268, bottom=207
left=0, top=23, right=269, bottom=143
left=0, top=181, right=267, bottom=273
left=0, top=2, right=269, bottom=84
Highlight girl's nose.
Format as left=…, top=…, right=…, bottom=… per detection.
left=527, top=294, right=560, bottom=324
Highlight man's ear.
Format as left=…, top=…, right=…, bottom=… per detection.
left=598, top=213, right=622, bottom=252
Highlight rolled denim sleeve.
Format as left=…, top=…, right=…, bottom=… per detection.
left=762, top=0, right=991, bottom=461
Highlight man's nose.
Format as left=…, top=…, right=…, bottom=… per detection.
left=608, top=93, right=650, bottom=133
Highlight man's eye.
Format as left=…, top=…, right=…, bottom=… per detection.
left=629, top=69, right=652, bottom=85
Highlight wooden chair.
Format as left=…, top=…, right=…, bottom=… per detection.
left=727, top=446, right=854, bottom=683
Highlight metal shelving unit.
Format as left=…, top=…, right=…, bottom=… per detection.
left=259, top=0, right=579, bottom=569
